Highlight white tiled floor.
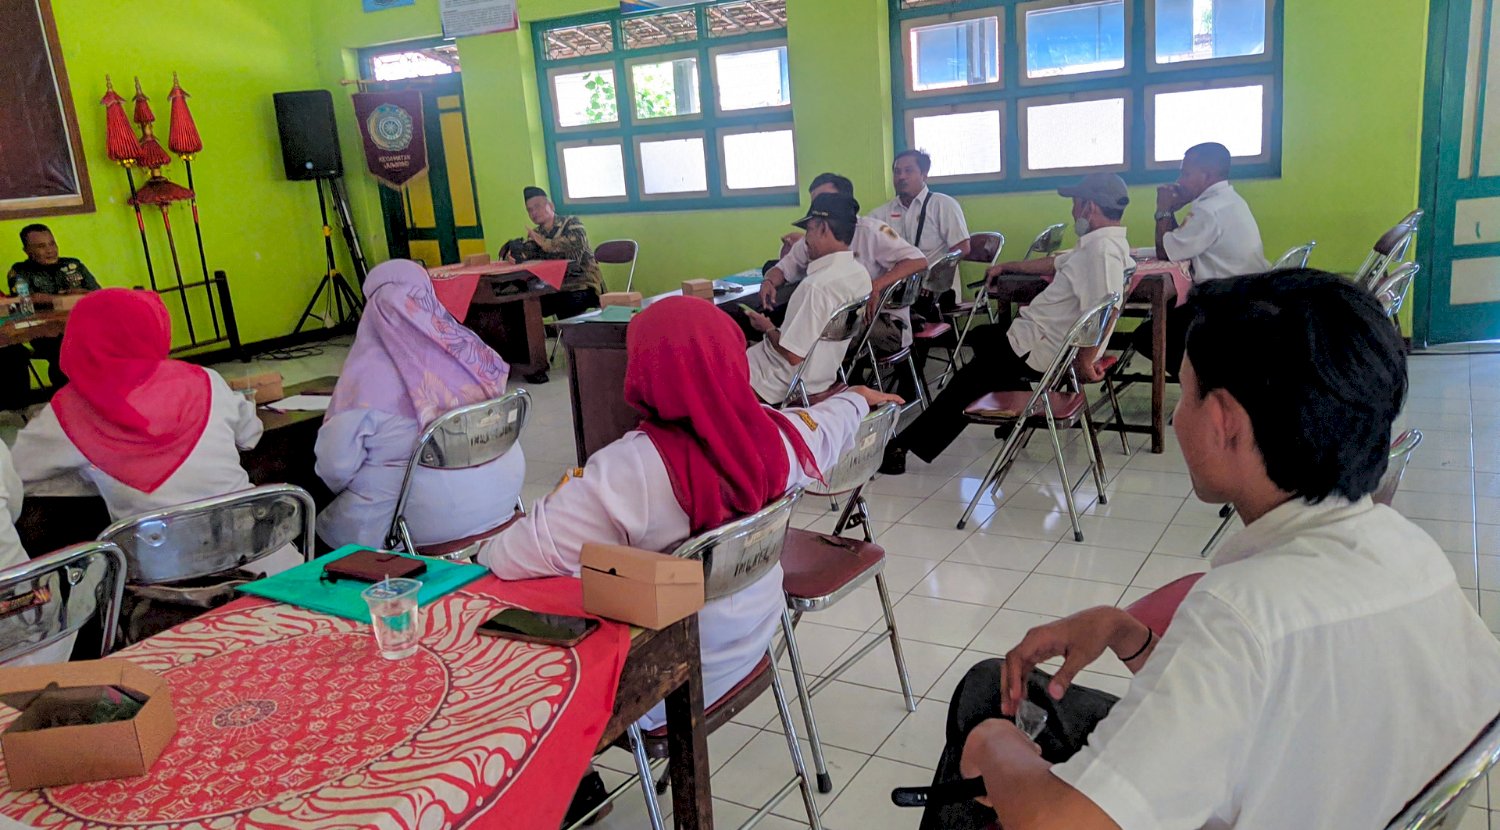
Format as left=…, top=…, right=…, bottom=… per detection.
left=209, top=340, right=1500, bottom=829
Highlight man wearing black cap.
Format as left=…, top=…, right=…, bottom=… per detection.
left=499, top=186, right=604, bottom=321
left=743, top=193, right=873, bottom=405
left=882, top=173, right=1131, bottom=473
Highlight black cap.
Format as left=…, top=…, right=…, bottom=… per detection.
left=793, top=192, right=860, bottom=230
left=523, top=186, right=548, bottom=201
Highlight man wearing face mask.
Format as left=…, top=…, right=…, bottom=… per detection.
left=881, top=174, right=1130, bottom=474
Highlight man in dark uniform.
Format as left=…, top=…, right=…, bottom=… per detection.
left=499, top=186, right=605, bottom=321
left=1, top=224, right=102, bottom=407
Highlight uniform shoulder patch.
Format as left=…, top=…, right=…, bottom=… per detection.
left=552, top=466, right=585, bottom=495
left=879, top=224, right=900, bottom=239
left=795, top=411, right=819, bottom=431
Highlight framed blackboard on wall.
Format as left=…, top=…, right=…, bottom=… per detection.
left=0, top=0, right=93, bottom=219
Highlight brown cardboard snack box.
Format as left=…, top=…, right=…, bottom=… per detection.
left=0, top=659, right=177, bottom=790
left=227, top=371, right=285, bottom=404
left=599, top=291, right=644, bottom=309
left=581, top=544, right=705, bottom=630
left=47, top=293, right=87, bottom=313
left=464, top=252, right=493, bottom=266
left=681, top=279, right=714, bottom=300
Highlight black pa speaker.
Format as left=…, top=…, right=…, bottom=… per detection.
left=273, top=90, right=343, bottom=180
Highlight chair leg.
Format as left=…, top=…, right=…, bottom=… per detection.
left=1045, top=418, right=1084, bottom=542
left=1102, top=375, right=1129, bottom=454
left=1080, top=407, right=1109, bottom=506
left=906, top=354, right=930, bottom=412
left=876, top=573, right=917, bottom=712
left=1201, top=506, right=1237, bottom=558
left=769, top=647, right=825, bottom=830
left=959, top=425, right=1026, bottom=529
left=627, top=725, right=668, bottom=830
left=781, top=607, right=833, bottom=794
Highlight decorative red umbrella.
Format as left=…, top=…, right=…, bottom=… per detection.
left=102, top=76, right=155, bottom=290
left=132, top=77, right=172, bottom=170
left=167, top=73, right=202, bottom=159
left=131, top=76, right=195, bottom=338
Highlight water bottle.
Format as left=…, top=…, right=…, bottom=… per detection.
left=12, top=278, right=32, bottom=317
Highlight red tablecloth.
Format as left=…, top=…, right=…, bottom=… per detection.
left=0, top=576, right=629, bottom=830
left=429, top=261, right=570, bottom=323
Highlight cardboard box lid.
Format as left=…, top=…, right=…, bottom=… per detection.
left=581, top=544, right=703, bottom=586
left=0, top=659, right=167, bottom=708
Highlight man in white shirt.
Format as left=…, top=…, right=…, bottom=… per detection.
left=871, top=150, right=971, bottom=301
left=919, top=272, right=1500, bottom=830
left=882, top=174, right=1130, bottom=473
left=1135, top=142, right=1270, bottom=374
left=745, top=193, right=872, bottom=405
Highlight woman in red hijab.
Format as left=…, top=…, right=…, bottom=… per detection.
left=12, top=289, right=298, bottom=573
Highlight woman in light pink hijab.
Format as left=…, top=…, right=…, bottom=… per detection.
left=315, top=260, right=525, bottom=550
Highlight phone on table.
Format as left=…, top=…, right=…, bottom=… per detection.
left=477, top=608, right=598, bottom=647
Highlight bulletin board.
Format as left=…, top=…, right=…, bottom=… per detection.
left=0, top=0, right=93, bottom=219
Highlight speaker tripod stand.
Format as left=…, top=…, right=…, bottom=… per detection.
left=294, top=176, right=367, bottom=333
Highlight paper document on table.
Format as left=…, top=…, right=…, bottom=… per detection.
left=265, top=394, right=332, bottom=413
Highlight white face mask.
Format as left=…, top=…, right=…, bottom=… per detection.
left=1074, top=216, right=1092, bottom=237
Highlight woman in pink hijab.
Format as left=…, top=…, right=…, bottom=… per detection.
left=315, top=260, right=524, bottom=550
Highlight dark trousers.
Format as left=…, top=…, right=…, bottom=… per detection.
left=1129, top=300, right=1195, bottom=379
left=896, top=324, right=1040, bottom=463
left=542, top=288, right=600, bottom=321
left=0, top=337, right=64, bottom=411
left=919, top=659, right=1119, bottom=830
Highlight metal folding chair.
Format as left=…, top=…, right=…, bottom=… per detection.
left=779, top=403, right=915, bottom=795
left=1200, top=429, right=1423, bottom=557
left=1373, top=262, right=1420, bottom=320
left=0, top=542, right=127, bottom=663
left=1385, top=711, right=1500, bottom=829
left=781, top=295, right=869, bottom=408
left=913, top=250, right=966, bottom=388
left=1353, top=210, right=1422, bottom=290
left=849, top=270, right=932, bottom=412
left=1270, top=241, right=1317, bottom=270
left=386, top=390, right=531, bottom=560
left=957, top=294, right=1121, bottom=536
left=570, top=491, right=825, bottom=830
left=595, top=239, right=639, bottom=293
left=954, top=225, right=1063, bottom=368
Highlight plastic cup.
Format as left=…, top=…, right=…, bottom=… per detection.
left=361, top=578, right=423, bottom=660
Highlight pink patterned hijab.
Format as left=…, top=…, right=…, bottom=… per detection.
left=328, top=259, right=509, bottom=426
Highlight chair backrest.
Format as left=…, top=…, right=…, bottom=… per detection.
left=387, top=390, right=532, bottom=548
left=97, top=484, right=317, bottom=585
left=924, top=249, right=964, bottom=295
left=669, top=490, right=801, bottom=601
left=1025, top=223, right=1067, bottom=260
left=1373, top=263, right=1420, bottom=319
left=1355, top=211, right=1422, bottom=289
left=781, top=295, right=869, bottom=407
left=964, top=232, right=1006, bottom=266
left=1385, top=711, right=1500, bottom=830
left=883, top=268, right=926, bottom=312
left=1373, top=429, right=1423, bottom=506
left=0, top=542, right=127, bottom=663
left=806, top=404, right=900, bottom=497
left=1036, top=293, right=1121, bottom=391
left=594, top=239, right=639, bottom=291
left=1271, top=241, right=1317, bottom=271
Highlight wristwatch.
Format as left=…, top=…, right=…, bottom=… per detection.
left=1155, top=209, right=1176, bottom=221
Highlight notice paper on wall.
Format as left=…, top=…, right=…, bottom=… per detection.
left=440, top=0, right=518, bottom=38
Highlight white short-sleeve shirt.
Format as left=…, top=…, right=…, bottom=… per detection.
left=1006, top=226, right=1130, bottom=372
left=1052, top=498, right=1500, bottom=830
left=774, top=216, right=926, bottom=348
left=749, top=250, right=871, bottom=404
left=1163, top=181, right=1270, bottom=284
left=871, top=187, right=971, bottom=271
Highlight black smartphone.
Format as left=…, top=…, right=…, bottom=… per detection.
left=477, top=608, right=598, bottom=647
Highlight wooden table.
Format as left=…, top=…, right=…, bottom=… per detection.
left=988, top=272, right=1178, bottom=453
left=561, top=281, right=762, bottom=465
left=597, top=616, right=713, bottom=828
left=0, top=309, right=68, bottom=348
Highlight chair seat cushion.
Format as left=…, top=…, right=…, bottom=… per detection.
left=875, top=346, right=913, bottom=365
left=963, top=390, right=1087, bottom=423
left=913, top=321, right=953, bottom=340
left=781, top=529, right=886, bottom=600
left=945, top=301, right=977, bottom=316
left=415, top=511, right=521, bottom=558
left=640, top=654, right=773, bottom=743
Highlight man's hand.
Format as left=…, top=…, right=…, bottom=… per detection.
left=526, top=227, right=545, bottom=245
left=1002, top=607, right=1129, bottom=716
left=781, top=231, right=805, bottom=247
left=758, top=274, right=783, bottom=308
left=848, top=386, right=904, bottom=409
left=744, top=308, right=776, bottom=334
left=988, top=261, right=1018, bottom=278
left=1156, top=184, right=1185, bottom=214
left=960, top=719, right=1042, bottom=808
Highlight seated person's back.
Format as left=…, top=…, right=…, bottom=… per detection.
left=315, top=260, right=525, bottom=550
left=0, top=440, right=73, bottom=667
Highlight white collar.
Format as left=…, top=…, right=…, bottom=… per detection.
left=1194, top=180, right=1233, bottom=204
left=808, top=249, right=857, bottom=274
left=896, top=187, right=930, bottom=210
left=1212, top=496, right=1374, bottom=568
left=1075, top=225, right=1128, bottom=248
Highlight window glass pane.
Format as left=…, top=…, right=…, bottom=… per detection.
left=1153, top=85, right=1264, bottom=161
left=640, top=137, right=708, bottom=195
left=623, top=9, right=698, bottom=50
left=902, top=0, right=962, bottom=7
left=912, top=110, right=1003, bottom=176
left=554, top=69, right=618, bottom=127
left=1025, top=1, right=1126, bottom=79
left=562, top=144, right=627, bottom=199
left=1026, top=97, right=1125, bottom=170
left=715, top=46, right=790, bottom=110
left=544, top=21, right=615, bottom=61
left=708, top=1, right=788, bottom=37
left=909, top=17, right=1001, bottom=92
left=1154, top=0, right=1266, bottom=63
left=723, top=130, right=796, bottom=189
left=632, top=58, right=701, bottom=119
left=369, top=45, right=458, bottom=82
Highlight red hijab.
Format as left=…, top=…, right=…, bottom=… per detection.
left=625, top=296, right=822, bottom=534
left=51, top=289, right=212, bottom=493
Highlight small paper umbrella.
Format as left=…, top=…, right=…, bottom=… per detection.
left=129, top=175, right=194, bottom=206
left=132, top=77, right=156, bottom=126
left=167, top=73, right=202, bottom=159
left=100, top=76, right=142, bottom=166
left=132, top=77, right=172, bottom=169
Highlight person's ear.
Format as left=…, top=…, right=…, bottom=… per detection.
left=1206, top=388, right=1252, bottom=453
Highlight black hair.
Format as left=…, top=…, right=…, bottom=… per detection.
left=894, top=149, right=932, bottom=175
left=522, top=186, right=548, bottom=202
left=1183, top=142, right=1232, bottom=179
left=808, top=173, right=854, bottom=198
left=19, top=224, right=50, bottom=245
left=1185, top=270, right=1407, bottom=503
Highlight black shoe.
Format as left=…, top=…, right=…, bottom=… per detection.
left=562, top=769, right=612, bottom=827
left=880, top=445, right=907, bottom=475
left=993, top=423, right=1015, bottom=440
left=523, top=370, right=550, bottom=385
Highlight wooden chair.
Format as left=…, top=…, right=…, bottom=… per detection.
left=0, top=542, right=127, bottom=662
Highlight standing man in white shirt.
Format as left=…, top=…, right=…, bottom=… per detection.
left=872, top=150, right=971, bottom=306
left=881, top=173, right=1130, bottom=474
left=1134, top=142, right=1270, bottom=375
left=744, top=193, right=873, bottom=405
left=919, top=271, right=1500, bottom=830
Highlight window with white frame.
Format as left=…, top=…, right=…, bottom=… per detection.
left=535, top=1, right=797, bottom=213
left=891, top=0, right=1281, bottom=193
